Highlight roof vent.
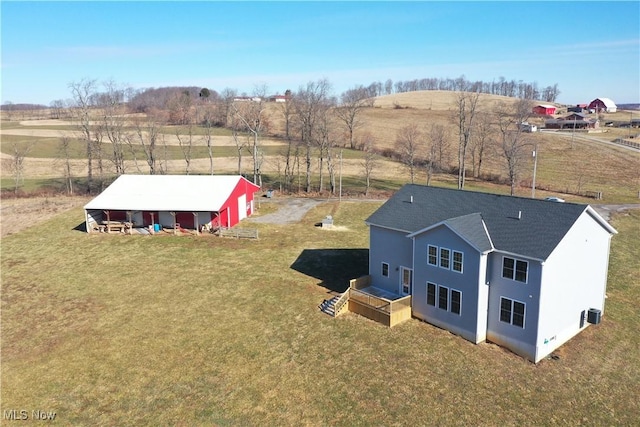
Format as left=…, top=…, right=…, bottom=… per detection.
left=509, top=210, right=522, bottom=220
left=410, top=195, right=414, bottom=203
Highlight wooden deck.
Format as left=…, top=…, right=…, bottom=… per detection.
left=344, top=276, right=412, bottom=327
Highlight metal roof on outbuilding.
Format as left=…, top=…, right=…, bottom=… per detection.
left=84, top=174, right=258, bottom=212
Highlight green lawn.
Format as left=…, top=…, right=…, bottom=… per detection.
left=1, top=202, right=639, bottom=425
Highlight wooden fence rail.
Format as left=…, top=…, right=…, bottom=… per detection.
left=217, top=227, right=259, bottom=239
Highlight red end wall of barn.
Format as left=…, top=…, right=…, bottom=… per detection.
left=219, top=177, right=261, bottom=228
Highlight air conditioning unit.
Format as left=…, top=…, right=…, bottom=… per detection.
left=587, top=308, right=601, bottom=325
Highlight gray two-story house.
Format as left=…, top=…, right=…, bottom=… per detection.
left=334, top=185, right=617, bottom=363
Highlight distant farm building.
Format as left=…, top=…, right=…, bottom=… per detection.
left=532, top=104, right=557, bottom=115
left=84, top=175, right=260, bottom=234
left=268, top=95, right=290, bottom=103
left=588, top=98, right=617, bottom=113
left=545, top=113, right=599, bottom=130
left=567, top=104, right=588, bottom=113
left=519, top=122, right=537, bottom=132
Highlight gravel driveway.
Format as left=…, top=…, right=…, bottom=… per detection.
left=249, top=198, right=325, bottom=225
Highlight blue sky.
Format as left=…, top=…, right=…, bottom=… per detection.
left=1, top=1, right=639, bottom=105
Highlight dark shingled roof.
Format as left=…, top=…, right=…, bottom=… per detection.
left=366, top=185, right=592, bottom=261
left=443, top=213, right=494, bottom=252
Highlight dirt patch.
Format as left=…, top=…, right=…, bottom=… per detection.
left=0, top=195, right=91, bottom=237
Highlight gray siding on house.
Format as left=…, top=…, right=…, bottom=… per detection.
left=369, top=225, right=413, bottom=295
left=365, top=185, right=616, bottom=363
left=411, top=225, right=485, bottom=343
left=486, top=253, right=543, bottom=361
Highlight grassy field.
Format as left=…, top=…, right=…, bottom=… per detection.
left=1, top=200, right=639, bottom=425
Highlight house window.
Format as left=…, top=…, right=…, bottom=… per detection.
left=382, top=262, right=389, bottom=277
left=515, top=260, right=528, bottom=282
left=451, top=290, right=462, bottom=315
left=439, top=248, right=450, bottom=269
left=427, top=282, right=436, bottom=306
left=438, top=285, right=448, bottom=310
left=452, top=251, right=463, bottom=273
left=500, top=297, right=525, bottom=328
left=502, top=257, right=528, bottom=283
left=427, top=245, right=438, bottom=266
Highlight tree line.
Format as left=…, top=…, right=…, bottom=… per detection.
left=4, top=75, right=551, bottom=197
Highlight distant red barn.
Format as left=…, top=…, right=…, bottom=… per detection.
left=84, top=175, right=261, bottom=233
left=588, top=98, right=617, bottom=113
left=532, top=104, right=557, bottom=115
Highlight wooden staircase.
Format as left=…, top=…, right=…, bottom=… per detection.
left=319, top=290, right=350, bottom=317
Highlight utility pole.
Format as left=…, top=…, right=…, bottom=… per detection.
left=339, top=150, right=343, bottom=202
left=531, top=146, right=538, bottom=198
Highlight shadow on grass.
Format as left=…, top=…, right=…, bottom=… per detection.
left=291, top=248, right=369, bottom=293
left=73, top=222, right=87, bottom=232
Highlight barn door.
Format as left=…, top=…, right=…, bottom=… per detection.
left=238, top=194, right=247, bottom=220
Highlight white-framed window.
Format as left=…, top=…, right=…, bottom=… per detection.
left=451, top=290, right=462, bottom=315
left=439, top=248, right=450, bottom=269
left=427, top=282, right=436, bottom=306
left=428, top=282, right=462, bottom=315
left=500, top=297, right=525, bottom=328
left=429, top=244, right=464, bottom=273
left=502, top=257, right=528, bottom=283
left=438, top=285, right=448, bottom=310
left=452, top=251, right=463, bottom=273
left=382, top=262, right=389, bottom=277
left=427, top=245, right=438, bottom=266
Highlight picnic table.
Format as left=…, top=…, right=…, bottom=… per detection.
left=100, top=220, right=133, bottom=233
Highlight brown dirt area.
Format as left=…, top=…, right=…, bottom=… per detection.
left=0, top=195, right=91, bottom=237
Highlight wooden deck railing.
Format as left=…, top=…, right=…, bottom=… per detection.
left=343, top=276, right=413, bottom=327
left=332, top=290, right=350, bottom=317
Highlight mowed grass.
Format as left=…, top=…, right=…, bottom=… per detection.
left=1, top=201, right=639, bottom=425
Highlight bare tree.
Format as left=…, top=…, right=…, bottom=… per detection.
left=50, top=99, right=66, bottom=119
left=58, top=135, right=75, bottom=195
left=199, top=104, right=217, bottom=174
left=335, top=85, right=373, bottom=149
left=68, top=78, right=97, bottom=192
left=130, top=109, right=166, bottom=175
left=454, top=90, right=480, bottom=189
left=426, top=124, right=448, bottom=186
left=229, top=114, right=248, bottom=175
left=470, top=112, right=493, bottom=178
left=361, top=132, right=379, bottom=196
left=495, top=99, right=534, bottom=195
left=395, top=123, right=422, bottom=184
left=292, top=79, right=333, bottom=192
left=97, top=80, right=128, bottom=176
left=167, top=90, right=193, bottom=125
left=8, top=142, right=34, bottom=194
left=315, top=103, right=339, bottom=193
left=218, top=88, right=237, bottom=127
left=279, top=92, right=297, bottom=191
left=231, top=86, right=269, bottom=186
left=175, top=123, right=195, bottom=175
